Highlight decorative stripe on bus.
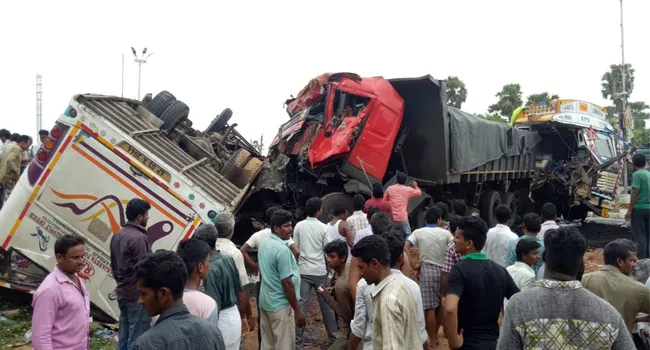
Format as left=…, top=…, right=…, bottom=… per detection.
left=78, top=124, right=193, bottom=208
left=182, top=216, right=203, bottom=241
left=0, top=280, right=36, bottom=294
left=2, top=125, right=80, bottom=249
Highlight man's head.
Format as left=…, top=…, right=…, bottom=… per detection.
left=126, top=198, right=151, bottom=227
left=17, top=135, right=31, bottom=151
left=0, top=129, right=10, bottom=142
left=522, top=213, right=542, bottom=235
left=425, top=206, right=443, bottom=226
left=332, top=203, right=348, bottom=220
left=270, top=209, right=293, bottom=240
left=194, top=224, right=218, bottom=250
left=264, top=206, right=281, bottom=225
left=214, top=212, right=235, bottom=239
left=541, top=203, right=557, bottom=222
left=454, top=216, right=489, bottom=255
left=9, top=133, right=20, bottom=142
left=353, top=194, right=365, bottom=212
left=450, top=199, right=467, bottom=217
left=54, top=235, right=86, bottom=275
left=324, top=239, right=348, bottom=271
left=370, top=212, right=393, bottom=235
left=516, top=239, right=540, bottom=266
left=434, top=202, right=449, bottom=221
left=396, top=172, right=407, bottom=185
left=351, top=235, right=391, bottom=285
left=633, top=153, right=647, bottom=170
left=176, top=238, right=211, bottom=281
left=135, top=251, right=187, bottom=317
left=604, top=239, right=638, bottom=276
left=366, top=205, right=381, bottom=222
left=495, top=204, right=512, bottom=225
left=371, top=182, right=384, bottom=199
left=448, top=215, right=462, bottom=234
left=38, top=129, right=49, bottom=143
left=304, top=197, right=322, bottom=218
left=380, top=230, right=406, bottom=269
left=544, top=227, right=587, bottom=279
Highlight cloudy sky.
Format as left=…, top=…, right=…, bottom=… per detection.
left=1, top=0, right=648, bottom=147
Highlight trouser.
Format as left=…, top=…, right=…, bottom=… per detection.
left=118, top=299, right=151, bottom=350
left=393, top=221, right=412, bottom=238
left=632, top=209, right=650, bottom=259
left=633, top=332, right=649, bottom=349
left=256, top=281, right=262, bottom=349
left=218, top=305, right=242, bottom=350
left=328, top=327, right=350, bottom=350
left=296, top=274, right=337, bottom=345
left=261, top=306, right=296, bottom=350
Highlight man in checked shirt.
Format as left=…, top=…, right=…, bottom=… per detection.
left=441, top=215, right=463, bottom=302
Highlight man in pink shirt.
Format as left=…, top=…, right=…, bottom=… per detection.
left=32, top=234, right=90, bottom=350
left=384, top=172, right=421, bottom=237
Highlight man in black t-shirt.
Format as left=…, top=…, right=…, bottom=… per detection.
left=443, top=217, right=519, bottom=350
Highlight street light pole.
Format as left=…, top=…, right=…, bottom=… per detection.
left=618, top=0, right=629, bottom=195
left=131, top=47, right=153, bottom=100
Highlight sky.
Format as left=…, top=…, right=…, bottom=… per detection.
left=1, top=0, right=648, bottom=148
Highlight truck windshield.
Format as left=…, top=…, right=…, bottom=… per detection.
left=592, top=132, right=616, bottom=159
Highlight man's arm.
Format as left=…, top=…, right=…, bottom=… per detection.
left=339, top=220, right=354, bottom=248
left=409, top=180, right=422, bottom=197
left=288, top=242, right=300, bottom=260
left=31, top=289, right=57, bottom=350
left=240, top=243, right=258, bottom=270
left=349, top=257, right=361, bottom=301
left=317, top=287, right=344, bottom=315
left=350, top=283, right=368, bottom=350
left=612, top=314, right=636, bottom=350
left=8, top=148, right=22, bottom=180
left=444, top=267, right=465, bottom=349
left=281, top=277, right=305, bottom=327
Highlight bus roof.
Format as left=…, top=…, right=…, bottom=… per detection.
left=512, top=99, right=612, bottom=131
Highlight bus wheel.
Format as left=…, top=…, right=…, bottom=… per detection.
left=221, top=149, right=251, bottom=176
left=147, top=91, right=176, bottom=118
left=160, top=100, right=189, bottom=133
left=205, top=108, right=233, bottom=134
left=319, top=193, right=353, bottom=224
left=241, top=158, right=264, bottom=184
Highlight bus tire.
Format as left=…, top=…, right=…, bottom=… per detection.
left=480, top=190, right=501, bottom=228
left=221, top=149, right=251, bottom=176
left=147, top=91, right=176, bottom=118
left=500, top=192, right=517, bottom=226
left=160, top=100, right=189, bottom=133
left=205, top=108, right=233, bottom=134
left=319, top=193, right=353, bottom=223
left=241, top=158, right=264, bottom=184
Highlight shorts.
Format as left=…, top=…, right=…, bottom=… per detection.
left=420, top=262, right=443, bottom=310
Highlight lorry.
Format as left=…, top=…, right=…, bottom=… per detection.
left=0, top=72, right=629, bottom=322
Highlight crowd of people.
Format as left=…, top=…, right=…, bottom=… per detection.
left=27, top=160, right=650, bottom=349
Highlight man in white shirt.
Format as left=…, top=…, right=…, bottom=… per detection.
left=483, top=205, right=518, bottom=267
left=347, top=194, right=369, bottom=237
left=0, top=129, right=10, bottom=155
left=293, top=197, right=337, bottom=345
left=504, top=239, right=540, bottom=310
left=538, top=202, right=559, bottom=241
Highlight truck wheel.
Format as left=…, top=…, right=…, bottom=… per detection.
left=159, top=100, right=189, bottom=133
left=205, top=108, right=233, bottom=134
left=221, top=149, right=251, bottom=176
left=241, top=158, right=264, bottom=184
left=319, top=193, right=353, bottom=223
left=147, top=91, right=176, bottom=118
left=480, top=190, right=501, bottom=227
left=500, top=192, right=517, bottom=226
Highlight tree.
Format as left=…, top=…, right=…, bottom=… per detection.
left=476, top=113, right=506, bottom=123
left=488, top=84, right=523, bottom=118
left=628, top=101, right=650, bottom=130
left=601, top=63, right=635, bottom=100
left=525, top=92, right=559, bottom=106
left=632, top=128, right=650, bottom=147
left=446, top=76, right=468, bottom=108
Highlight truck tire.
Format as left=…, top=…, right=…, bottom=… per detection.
left=147, top=91, right=176, bottom=118
left=221, top=149, right=251, bottom=176
left=319, top=193, right=353, bottom=223
left=159, top=100, right=189, bottom=133
left=500, top=192, right=517, bottom=226
left=205, top=108, right=233, bottom=134
left=241, top=158, right=264, bottom=184
left=480, top=190, right=501, bottom=228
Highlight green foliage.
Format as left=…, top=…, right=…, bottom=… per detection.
left=525, top=92, right=559, bottom=106
left=601, top=63, right=635, bottom=100
left=446, top=76, right=468, bottom=108
left=632, top=129, right=650, bottom=147
left=488, top=84, right=523, bottom=118
left=476, top=113, right=507, bottom=123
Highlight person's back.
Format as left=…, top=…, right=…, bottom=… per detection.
left=365, top=182, right=391, bottom=213
left=136, top=306, right=224, bottom=350
left=204, top=252, right=242, bottom=312
left=410, top=225, right=454, bottom=266
left=371, top=274, right=421, bottom=349
left=384, top=184, right=420, bottom=222
left=0, top=142, right=23, bottom=182
left=294, top=216, right=329, bottom=276
left=483, top=205, right=518, bottom=267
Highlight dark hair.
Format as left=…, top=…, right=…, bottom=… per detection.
left=54, top=234, right=85, bottom=256
left=457, top=216, right=489, bottom=250
left=541, top=203, right=557, bottom=221
left=434, top=202, right=449, bottom=221
left=396, top=172, right=407, bottom=185
left=10, top=133, right=20, bottom=142
left=135, top=250, right=187, bottom=300
left=0, top=129, right=10, bottom=138
left=270, top=209, right=293, bottom=231
left=372, top=182, right=384, bottom=198
left=633, top=153, right=647, bottom=168
left=17, top=135, right=30, bottom=144
left=516, top=239, right=540, bottom=262
left=177, top=239, right=211, bottom=275
left=264, top=206, right=281, bottom=223
left=545, top=227, right=586, bottom=277
left=324, top=239, right=348, bottom=260
left=370, top=212, right=393, bottom=235
left=353, top=194, right=365, bottom=211
left=366, top=205, right=381, bottom=221
left=38, top=129, right=49, bottom=136
left=523, top=213, right=542, bottom=233
left=451, top=199, right=467, bottom=216
left=304, top=197, right=322, bottom=217
left=332, top=203, right=347, bottom=217
left=380, top=230, right=405, bottom=267
left=126, top=198, right=151, bottom=221
left=351, top=235, right=390, bottom=265
left=425, top=206, right=443, bottom=225
left=194, top=223, right=218, bottom=249
left=495, top=204, right=512, bottom=224
left=604, top=239, right=637, bottom=266
left=449, top=215, right=462, bottom=234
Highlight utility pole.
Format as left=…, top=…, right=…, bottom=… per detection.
left=36, top=74, right=42, bottom=137
left=618, top=0, right=629, bottom=195
left=121, top=53, right=124, bottom=97
left=131, top=47, right=153, bottom=100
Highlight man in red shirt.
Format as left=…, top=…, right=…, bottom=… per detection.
left=364, top=183, right=391, bottom=213
left=384, top=172, right=421, bottom=238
